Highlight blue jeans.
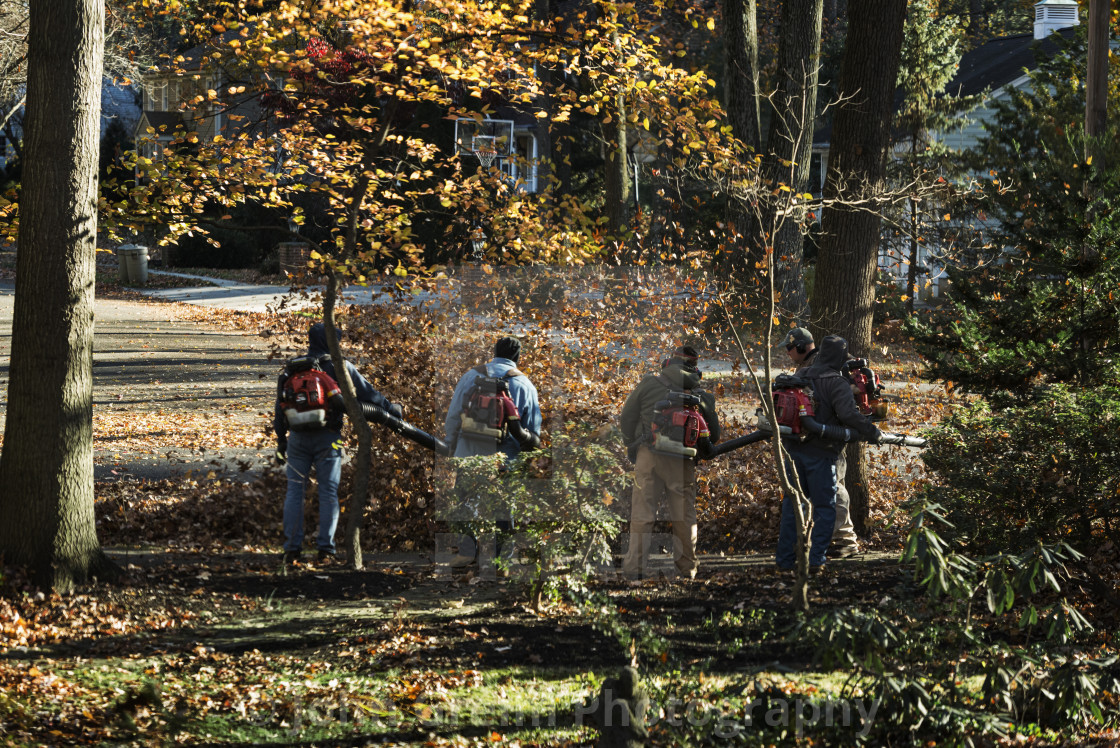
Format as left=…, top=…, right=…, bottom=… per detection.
left=283, top=429, right=343, bottom=554
left=775, top=449, right=838, bottom=569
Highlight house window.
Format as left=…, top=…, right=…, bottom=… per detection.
left=500, top=132, right=538, bottom=192
left=146, top=82, right=169, bottom=111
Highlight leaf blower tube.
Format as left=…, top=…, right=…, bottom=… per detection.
left=705, top=430, right=768, bottom=458
left=704, top=415, right=927, bottom=460
left=794, top=414, right=928, bottom=449
left=506, top=416, right=541, bottom=451
left=361, top=402, right=451, bottom=456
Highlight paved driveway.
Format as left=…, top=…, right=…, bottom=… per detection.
left=0, top=281, right=278, bottom=481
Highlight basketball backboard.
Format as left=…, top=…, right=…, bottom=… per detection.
left=453, top=117, right=516, bottom=162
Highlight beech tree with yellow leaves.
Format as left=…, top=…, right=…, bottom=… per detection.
left=118, top=0, right=736, bottom=567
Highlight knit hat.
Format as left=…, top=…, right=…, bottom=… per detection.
left=784, top=327, right=813, bottom=350
left=494, top=336, right=522, bottom=363
left=666, top=345, right=700, bottom=370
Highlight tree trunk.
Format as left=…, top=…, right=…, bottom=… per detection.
left=604, top=24, right=631, bottom=247
left=763, top=0, right=823, bottom=320
left=603, top=100, right=630, bottom=241
left=532, top=0, right=553, bottom=195
left=811, top=0, right=906, bottom=535
left=721, top=0, right=822, bottom=319
left=722, top=0, right=761, bottom=153
left=337, top=147, right=379, bottom=570
left=720, top=0, right=762, bottom=283
left=332, top=268, right=375, bottom=571
left=0, top=0, right=109, bottom=591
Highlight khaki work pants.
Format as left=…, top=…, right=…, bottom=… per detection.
left=832, top=450, right=860, bottom=550
left=622, top=445, right=698, bottom=578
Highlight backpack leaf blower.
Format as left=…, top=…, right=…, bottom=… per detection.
left=649, top=391, right=712, bottom=459
left=703, top=374, right=926, bottom=460
left=361, top=402, right=452, bottom=456
left=459, top=369, right=540, bottom=451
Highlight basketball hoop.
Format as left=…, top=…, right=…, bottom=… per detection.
left=472, top=135, right=498, bottom=168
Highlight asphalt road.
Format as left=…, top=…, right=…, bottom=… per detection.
left=0, top=280, right=278, bottom=481
left=1, top=270, right=943, bottom=484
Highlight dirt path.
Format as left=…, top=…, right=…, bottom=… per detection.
left=0, top=281, right=278, bottom=481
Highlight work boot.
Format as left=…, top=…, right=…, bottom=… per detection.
left=832, top=544, right=860, bottom=559
left=283, top=550, right=301, bottom=567
left=316, top=550, right=336, bottom=566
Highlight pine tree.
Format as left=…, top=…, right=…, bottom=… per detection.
left=908, top=30, right=1120, bottom=398
left=886, top=0, right=980, bottom=313
left=906, top=30, right=1120, bottom=556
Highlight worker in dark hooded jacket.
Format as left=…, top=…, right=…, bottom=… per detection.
left=775, top=335, right=880, bottom=572
left=620, top=346, right=720, bottom=580
left=784, top=328, right=861, bottom=558
left=273, top=322, right=400, bottom=566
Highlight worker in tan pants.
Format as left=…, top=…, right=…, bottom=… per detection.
left=620, top=346, right=719, bottom=580
left=622, top=445, right=699, bottom=579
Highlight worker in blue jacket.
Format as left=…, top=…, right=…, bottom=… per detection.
left=443, top=337, right=541, bottom=569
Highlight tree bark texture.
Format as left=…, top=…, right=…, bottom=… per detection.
left=721, top=0, right=761, bottom=281
left=721, top=0, right=821, bottom=321
left=763, top=0, right=823, bottom=320
left=811, top=0, right=906, bottom=535
left=604, top=25, right=631, bottom=247
left=0, top=0, right=108, bottom=591
left=723, top=0, right=761, bottom=154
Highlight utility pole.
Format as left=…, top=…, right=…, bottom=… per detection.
left=1085, top=0, right=1109, bottom=161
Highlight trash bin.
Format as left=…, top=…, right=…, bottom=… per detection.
left=119, top=244, right=149, bottom=286
left=115, top=247, right=132, bottom=284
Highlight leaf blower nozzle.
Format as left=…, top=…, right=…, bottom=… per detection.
left=877, top=432, right=928, bottom=448
left=361, top=402, right=451, bottom=456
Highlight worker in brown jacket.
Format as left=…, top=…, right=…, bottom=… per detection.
left=619, top=346, right=720, bottom=580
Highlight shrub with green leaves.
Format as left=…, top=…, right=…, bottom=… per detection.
left=787, top=500, right=1120, bottom=745
left=918, top=383, right=1120, bottom=555
left=450, top=430, right=629, bottom=609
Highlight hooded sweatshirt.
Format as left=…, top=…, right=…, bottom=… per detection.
left=620, top=360, right=721, bottom=452
left=273, top=323, right=394, bottom=440
left=795, top=335, right=879, bottom=456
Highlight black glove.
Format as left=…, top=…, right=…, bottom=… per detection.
left=275, top=438, right=288, bottom=465
left=868, top=427, right=883, bottom=444
left=388, top=403, right=404, bottom=420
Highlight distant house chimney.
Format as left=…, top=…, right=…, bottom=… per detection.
left=1034, top=0, right=1080, bottom=40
